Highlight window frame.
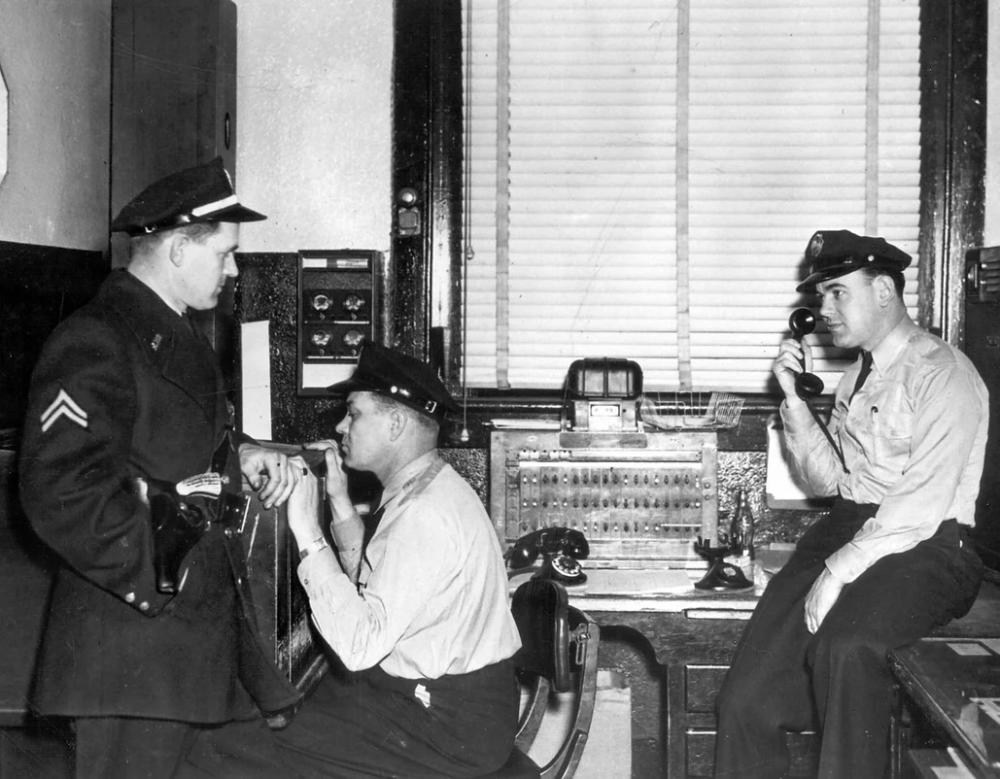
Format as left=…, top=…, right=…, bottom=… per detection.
left=390, top=0, right=986, bottom=437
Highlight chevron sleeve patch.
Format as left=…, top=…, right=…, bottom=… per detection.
left=41, top=388, right=89, bottom=433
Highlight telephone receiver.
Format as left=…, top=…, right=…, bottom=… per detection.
left=508, top=527, right=590, bottom=585
left=788, top=308, right=825, bottom=400
left=696, top=559, right=753, bottom=591
left=693, top=536, right=753, bottom=591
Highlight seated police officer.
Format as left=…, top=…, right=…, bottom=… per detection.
left=277, top=343, right=522, bottom=778
left=714, top=230, right=988, bottom=779
left=20, top=157, right=302, bottom=779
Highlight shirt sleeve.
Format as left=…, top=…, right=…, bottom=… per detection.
left=825, top=365, right=985, bottom=582
left=297, top=497, right=455, bottom=672
left=329, top=514, right=365, bottom=583
left=779, top=399, right=846, bottom=498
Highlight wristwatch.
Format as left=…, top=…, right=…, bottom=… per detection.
left=299, top=536, right=329, bottom=561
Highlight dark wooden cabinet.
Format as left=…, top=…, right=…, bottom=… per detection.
left=110, top=0, right=239, bottom=362
left=111, top=0, right=237, bottom=215
left=588, top=584, right=1000, bottom=777
left=586, top=604, right=820, bottom=778
left=586, top=607, right=758, bottom=778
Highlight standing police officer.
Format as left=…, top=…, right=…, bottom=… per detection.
left=20, top=158, right=302, bottom=778
left=714, top=230, right=988, bottom=778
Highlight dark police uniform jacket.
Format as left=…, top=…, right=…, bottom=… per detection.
left=19, top=269, right=301, bottom=723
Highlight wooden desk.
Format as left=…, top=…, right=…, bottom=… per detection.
left=518, top=567, right=774, bottom=779
left=581, top=596, right=758, bottom=779
left=541, top=570, right=1000, bottom=778
left=891, top=637, right=1000, bottom=778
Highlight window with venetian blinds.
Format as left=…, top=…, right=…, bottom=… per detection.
left=461, top=0, right=921, bottom=392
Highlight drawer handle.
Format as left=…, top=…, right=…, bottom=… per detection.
left=684, top=609, right=753, bottom=620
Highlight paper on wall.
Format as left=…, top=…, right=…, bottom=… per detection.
left=240, top=320, right=272, bottom=440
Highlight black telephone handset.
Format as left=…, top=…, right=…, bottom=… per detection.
left=508, top=527, right=590, bottom=585
left=788, top=308, right=825, bottom=400
left=787, top=308, right=851, bottom=473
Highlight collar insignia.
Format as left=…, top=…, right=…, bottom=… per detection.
left=151, top=333, right=163, bottom=351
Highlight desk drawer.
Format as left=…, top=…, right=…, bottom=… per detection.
left=681, top=664, right=819, bottom=778
left=685, top=727, right=820, bottom=778
left=685, top=665, right=729, bottom=713
left=686, top=729, right=717, bottom=778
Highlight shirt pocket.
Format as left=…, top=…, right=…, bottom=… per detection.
left=870, top=405, right=913, bottom=465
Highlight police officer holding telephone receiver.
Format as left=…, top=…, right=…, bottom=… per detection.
left=714, top=229, right=989, bottom=778
left=276, top=343, right=522, bottom=777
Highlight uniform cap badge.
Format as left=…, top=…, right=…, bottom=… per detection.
left=808, top=232, right=824, bottom=258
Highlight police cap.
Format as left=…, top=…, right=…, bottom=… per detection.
left=797, top=230, right=911, bottom=292
left=111, top=157, right=266, bottom=236
left=328, top=342, right=458, bottom=421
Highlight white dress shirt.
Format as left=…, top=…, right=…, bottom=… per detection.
left=781, top=317, right=989, bottom=583
left=297, top=451, right=521, bottom=678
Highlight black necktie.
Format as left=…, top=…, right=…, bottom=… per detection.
left=361, top=503, right=385, bottom=559
left=851, top=351, right=873, bottom=401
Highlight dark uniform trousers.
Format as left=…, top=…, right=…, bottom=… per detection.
left=75, top=715, right=288, bottom=779
left=714, top=499, right=983, bottom=779
left=274, top=658, right=518, bottom=778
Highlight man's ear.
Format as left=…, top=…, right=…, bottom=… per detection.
left=387, top=407, right=408, bottom=441
left=167, top=234, right=188, bottom=268
left=874, top=274, right=895, bottom=307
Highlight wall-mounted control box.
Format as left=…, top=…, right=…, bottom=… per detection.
left=297, top=250, right=380, bottom=396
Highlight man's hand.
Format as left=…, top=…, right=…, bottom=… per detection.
left=772, top=337, right=812, bottom=405
left=302, top=441, right=353, bottom=519
left=239, top=444, right=299, bottom=509
left=286, top=464, right=323, bottom=548
left=804, top=567, right=845, bottom=633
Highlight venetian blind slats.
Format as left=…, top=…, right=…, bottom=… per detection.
left=462, top=0, right=922, bottom=392
left=501, top=0, right=680, bottom=389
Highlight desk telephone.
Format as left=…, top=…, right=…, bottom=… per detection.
left=508, top=527, right=590, bottom=585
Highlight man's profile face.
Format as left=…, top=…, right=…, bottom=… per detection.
left=816, top=270, right=882, bottom=351
left=334, top=391, right=394, bottom=473
left=175, top=222, right=240, bottom=311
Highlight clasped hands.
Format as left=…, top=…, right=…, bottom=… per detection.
left=238, top=440, right=342, bottom=512
left=240, top=441, right=354, bottom=551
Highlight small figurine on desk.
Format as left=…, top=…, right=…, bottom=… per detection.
left=694, top=489, right=756, bottom=591
left=508, top=527, right=590, bottom=585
